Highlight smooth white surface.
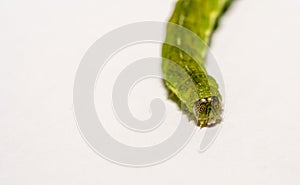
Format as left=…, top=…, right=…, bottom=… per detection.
left=1, top=0, right=300, bottom=184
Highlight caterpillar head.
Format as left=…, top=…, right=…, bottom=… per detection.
left=193, top=96, right=223, bottom=128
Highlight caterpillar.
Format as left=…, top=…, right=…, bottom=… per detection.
left=162, top=0, right=233, bottom=127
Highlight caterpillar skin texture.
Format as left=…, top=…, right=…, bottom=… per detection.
left=162, top=0, right=232, bottom=127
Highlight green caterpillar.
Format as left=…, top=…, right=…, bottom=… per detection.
left=162, top=0, right=233, bottom=127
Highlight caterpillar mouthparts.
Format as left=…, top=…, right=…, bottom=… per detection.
left=193, top=96, right=223, bottom=128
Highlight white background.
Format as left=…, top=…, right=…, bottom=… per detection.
left=1, top=0, right=300, bottom=184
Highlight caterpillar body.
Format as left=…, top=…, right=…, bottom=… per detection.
left=162, top=0, right=233, bottom=127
